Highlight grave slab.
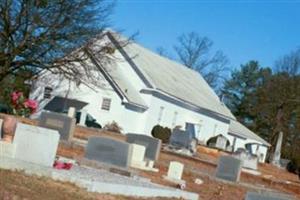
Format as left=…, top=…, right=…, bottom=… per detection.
left=14, top=123, right=60, bottom=167
left=38, top=111, right=76, bottom=141
left=245, top=191, right=295, bottom=200
left=126, top=133, right=161, bottom=161
left=216, top=135, right=227, bottom=150
left=215, top=156, right=242, bottom=182
left=0, top=141, right=16, bottom=158
left=85, top=136, right=133, bottom=168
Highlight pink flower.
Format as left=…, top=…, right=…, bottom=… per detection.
left=23, top=99, right=38, bottom=113
left=11, top=91, right=23, bottom=105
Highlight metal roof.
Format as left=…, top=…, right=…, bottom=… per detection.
left=229, top=120, right=270, bottom=146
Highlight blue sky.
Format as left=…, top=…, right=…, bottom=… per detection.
left=111, top=1, right=300, bottom=70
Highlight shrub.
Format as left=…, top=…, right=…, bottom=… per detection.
left=206, top=134, right=230, bottom=147
left=9, top=91, right=38, bottom=117
left=151, top=125, right=171, bottom=143
left=286, top=158, right=300, bottom=175
left=103, top=121, right=122, bottom=133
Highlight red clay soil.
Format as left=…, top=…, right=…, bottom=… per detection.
left=1, top=115, right=299, bottom=200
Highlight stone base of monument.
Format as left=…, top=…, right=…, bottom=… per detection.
left=0, top=156, right=198, bottom=200
left=131, top=162, right=159, bottom=172
left=242, top=168, right=261, bottom=176
left=163, top=175, right=186, bottom=189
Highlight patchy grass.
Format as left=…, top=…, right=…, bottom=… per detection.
left=0, top=169, right=176, bottom=200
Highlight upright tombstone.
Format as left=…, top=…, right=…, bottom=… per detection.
left=85, top=136, right=133, bottom=168
left=79, top=109, right=87, bottom=126
left=126, top=133, right=161, bottom=161
left=271, top=132, right=283, bottom=167
left=67, top=107, right=76, bottom=118
left=216, top=156, right=242, bottom=182
left=130, top=144, right=146, bottom=168
left=38, top=112, right=76, bottom=141
left=216, top=135, right=227, bottom=150
left=163, top=161, right=186, bottom=186
left=169, top=129, right=192, bottom=149
left=167, top=161, right=184, bottom=180
left=233, top=149, right=258, bottom=170
left=14, top=123, right=60, bottom=167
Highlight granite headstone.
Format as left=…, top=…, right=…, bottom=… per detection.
left=216, top=156, right=242, bottom=182
left=38, top=112, right=76, bottom=141
left=126, top=133, right=161, bottom=161
left=85, top=136, right=133, bottom=168
left=169, top=129, right=192, bottom=149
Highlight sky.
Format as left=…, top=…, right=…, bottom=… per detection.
left=111, top=0, right=300, bottom=70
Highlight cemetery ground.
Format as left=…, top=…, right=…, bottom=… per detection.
left=1, top=115, right=300, bottom=200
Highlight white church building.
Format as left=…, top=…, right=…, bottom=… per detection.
left=30, top=32, right=270, bottom=162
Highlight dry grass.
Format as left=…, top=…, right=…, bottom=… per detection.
left=0, top=169, right=176, bottom=200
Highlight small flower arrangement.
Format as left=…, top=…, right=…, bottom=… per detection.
left=10, top=91, right=38, bottom=117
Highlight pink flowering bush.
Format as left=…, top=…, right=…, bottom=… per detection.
left=10, top=91, right=38, bottom=117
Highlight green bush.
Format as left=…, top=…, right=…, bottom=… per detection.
left=151, top=125, right=171, bottom=143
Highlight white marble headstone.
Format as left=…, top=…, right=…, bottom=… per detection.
left=216, top=135, right=227, bottom=150
left=14, top=123, right=60, bottom=167
left=167, top=161, right=184, bottom=180
left=130, top=144, right=146, bottom=167
left=67, top=107, right=76, bottom=118
left=0, top=141, right=16, bottom=158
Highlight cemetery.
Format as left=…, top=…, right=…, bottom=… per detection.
left=0, top=112, right=299, bottom=200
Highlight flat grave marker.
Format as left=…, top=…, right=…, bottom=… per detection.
left=245, top=191, right=294, bottom=200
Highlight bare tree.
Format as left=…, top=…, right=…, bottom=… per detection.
left=174, top=32, right=229, bottom=89
left=275, top=47, right=300, bottom=75
left=0, top=0, right=122, bottom=87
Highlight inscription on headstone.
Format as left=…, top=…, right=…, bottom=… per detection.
left=167, top=161, right=184, bottom=180
left=38, top=112, right=76, bottom=141
left=216, top=156, right=242, bottom=182
left=14, top=123, right=60, bottom=167
left=85, top=136, right=133, bottom=168
left=126, top=133, right=161, bottom=161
